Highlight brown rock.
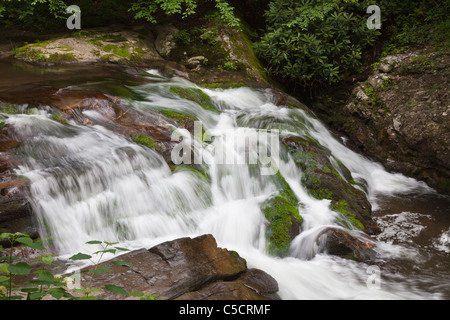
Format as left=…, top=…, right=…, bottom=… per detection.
left=319, top=228, right=377, bottom=262
left=76, top=234, right=280, bottom=300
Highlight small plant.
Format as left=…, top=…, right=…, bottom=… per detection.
left=68, top=240, right=129, bottom=299
left=0, top=232, right=72, bottom=300
left=0, top=233, right=158, bottom=300
left=220, top=61, right=238, bottom=71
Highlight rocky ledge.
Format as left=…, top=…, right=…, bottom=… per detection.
left=72, top=234, right=280, bottom=300
left=312, top=46, right=450, bottom=195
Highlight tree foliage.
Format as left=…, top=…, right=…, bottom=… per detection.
left=254, top=0, right=380, bottom=88
left=0, top=0, right=241, bottom=29
left=129, top=0, right=240, bottom=28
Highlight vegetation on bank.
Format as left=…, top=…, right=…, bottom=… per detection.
left=2, top=0, right=446, bottom=90
left=0, top=232, right=158, bottom=300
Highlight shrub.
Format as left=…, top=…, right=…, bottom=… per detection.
left=254, top=0, right=380, bottom=88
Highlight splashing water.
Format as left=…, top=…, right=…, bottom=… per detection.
left=8, top=71, right=444, bottom=299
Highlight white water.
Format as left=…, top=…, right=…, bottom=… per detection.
left=8, top=72, right=439, bottom=299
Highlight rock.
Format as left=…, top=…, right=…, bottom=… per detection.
left=319, top=228, right=377, bottom=262
left=311, top=46, right=450, bottom=195
left=0, top=181, right=36, bottom=242
left=11, top=28, right=161, bottom=66
left=176, top=269, right=280, bottom=300
left=186, top=56, right=206, bottom=71
left=282, top=135, right=379, bottom=235
left=74, top=234, right=280, bottom=300
left=154, top=23, right=179, bottom=57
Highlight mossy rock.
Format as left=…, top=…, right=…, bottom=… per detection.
left=261, top=171, right=303, bottom=257
left=133, top=134, right=157, bottom=149
left=169, top=86, right=219, bottom=113
left=262, top=195, right=302, bottom=257
left=282, top=135, right=377, bottom=234
left=173, top=165, right=209, bottom=183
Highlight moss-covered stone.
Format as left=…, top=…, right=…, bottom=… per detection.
left=169, top=86, right=219, bottom=113
left=282, top=134, right=377, bottom=234
left=261, top=171, right=303, bottom=257
left=262, top=195, right=302, bottom=257
left=174, top=165, right=209, bottom=183
left=133, top=134, right=157, bottom=149
left=50, top=113, right=68, bottom=125
left=331, top=200, right=364, bottom=230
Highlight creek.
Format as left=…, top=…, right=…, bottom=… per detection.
left=1, top=59, right=449, bottom=299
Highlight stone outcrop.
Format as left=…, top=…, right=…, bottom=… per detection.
left=311, top=46, right=450, bottom=195
left=75, top=234, right=280, bottom=300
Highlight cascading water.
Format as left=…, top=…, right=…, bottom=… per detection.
left=6, top=70, right=448, bottom=299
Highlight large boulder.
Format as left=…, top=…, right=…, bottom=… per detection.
left=74, top=234, right=281, bottom=300
left=11, top=27, right=161, bottom=66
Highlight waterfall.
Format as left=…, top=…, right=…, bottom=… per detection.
left=8, top=71, right=439, bottom=299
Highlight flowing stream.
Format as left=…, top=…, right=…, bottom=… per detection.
left=2, top=65, right=449, bottom=299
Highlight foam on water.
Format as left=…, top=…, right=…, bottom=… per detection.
left=7, top=75, right=442, bottom=299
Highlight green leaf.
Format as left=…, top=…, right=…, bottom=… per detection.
left=105, top=284, right=128, bottom=296
left=94, top=249, right=116, bottom=255
left=0, top=256, right=20, bottom=261
left=8, top=262, right=31, bottom=275
left=0, top=263, right=9, bottom=273
left=16, top=237, right=45, bottom=250
left=48, top=288, right=68, bottom=300
left=29, top=292, right=46, bottom=300
left=38, top=253, right=54, bottom=265
left=69, top=253, right=92, bottom=261
left=38, top=271, right=54, bottom=282
left=91, top=266, right=110, bottom=274
left=111, top=260, right=131, bottom=266
left=114, top=247, right=130, bottom=252
left=0, top=275, right=10, bottom=283
left=21, top=287, right=39, bottom=293
left=86, top=240, right=103, bottom=245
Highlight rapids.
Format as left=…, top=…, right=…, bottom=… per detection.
left=3, top=68, right=449, bottom=300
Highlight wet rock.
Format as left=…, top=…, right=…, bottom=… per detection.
left=282, top=135, right=379, bottom=234
left=319, top=228, right=377, bottom=262
left=0, top=175, right=36, bottom=242
left=75, top=234, right=280, bottom=300
left=176, top=269, right=280, bottom=300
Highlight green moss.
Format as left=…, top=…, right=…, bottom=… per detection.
left=261, top=172, right=303, bottom=257
left=331, top=200, right=364, bottom=230
left=50, top=113, right=68, bottom=125
left=0, top=120, right=6, bottom=129
left=159, top=109, right=197, bottom=125
left=169, top=86, right=219, bottom=113
left=46, top=53, right=77, bottom=63
left=133, top=135, right=157, bottom=149
left=201, top=82, right=245, bottom=89
left=0, top=104, right=22, bottom=115
left=174, top=165, right=208, bottom=183
left=12, top=44, right=76, bottom=63
left=103, top=44, right=131, bottom=59
left=274, top=171, right=297, bottom=205
left=262, top=195, right=302, bottom=257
